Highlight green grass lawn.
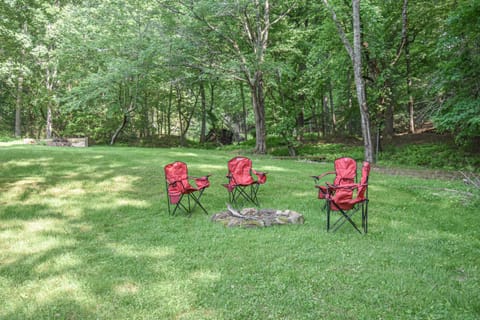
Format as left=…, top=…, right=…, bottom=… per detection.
left=0, top=144, right=479, bottom=319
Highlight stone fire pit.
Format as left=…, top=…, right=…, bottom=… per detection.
left=211, top=204, right=304, bottom=228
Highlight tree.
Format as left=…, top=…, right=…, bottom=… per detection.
left=176, top=0, right=294, bottom=154
left=323, top=0, right=373, bottom=162
left=432, top=0, right=480, bottom=147
left=58, top=0, right=166, bottom=144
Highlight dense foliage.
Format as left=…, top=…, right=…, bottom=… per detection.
left=1, top=0, right=478, bottom=153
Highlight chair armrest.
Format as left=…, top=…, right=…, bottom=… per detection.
left=312, top=171, right=335, bottom=183
left=189, top=174, right=211, bottom=180
left=192, top=175, right=211, bottom=189
left=252, top=169, right=267, bottom=184
left=327, top=182, right=367, bottom=191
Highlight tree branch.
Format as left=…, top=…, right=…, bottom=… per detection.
left=322, top=0, right=354, bottom=61
left=391, top=0, right=408, bottom=66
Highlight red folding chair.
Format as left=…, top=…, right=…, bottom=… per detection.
left=223, top=156, right=267, bottom=206
left=313, top=157, right=370, bottom=233
left=312, top=157, right=357, bottom=203
left=325, top=161, right=370, bottom=233
left=164, top=161, right=211, bottom=216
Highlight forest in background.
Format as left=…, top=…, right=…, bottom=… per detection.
left=1, top=0, right=479, bottom=160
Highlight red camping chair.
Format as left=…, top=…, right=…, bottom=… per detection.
left=312, top=157, right=357, bottom=203
left=325, top=161, right=370, bottom=233
left=223, top=156, right=267, bottom=206
left=164, top=161, right=211, bottom=216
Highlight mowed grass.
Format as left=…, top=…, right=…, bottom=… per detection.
left=0, top=144, right=479, bottom=319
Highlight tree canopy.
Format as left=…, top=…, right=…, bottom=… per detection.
left=1, top=0, right=478, bottom=157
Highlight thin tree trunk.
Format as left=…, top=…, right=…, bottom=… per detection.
left=352, top=0, right=373, bottom=162
left=251, top=70, right=266, bottom=154
left=240, top=82, right=248, bottom=140
left=111, top=114, right=128, bottom=145
left=15, top=74, right=23, bottom=138
left=322, top=94, right=328, bottom=137
left=45, top=65, right=56, bottom=139
left=328, top=81, right=336, bottom=134
left=323, top=0, right=374, bottom=162
left=176, top=86, right=185, bottom=146
left=402, top=0, right=415, bottom=133
left=167, top=82, right=173, bottom=136
left=46, top=107, right=53, bottom=138
left=200, top=81, right=207, bottom=143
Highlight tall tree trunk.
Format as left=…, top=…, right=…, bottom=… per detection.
left=322, top=94, right=328, bottom=137
left=45, top=65, right=56, bottom=139
left=176, top=86, right=185, bottom=146
left=352, top=0, right=373, bottom=162
left=46, top=107, right=53, bottom=138
left=250, top=70, right=266, bottom=154
left=323, top=0, right=374, bottom=162
left=406, top=38, right=415, bottom=133
left=111, top=114, right=128, bottom=145
left=328, top=81, right=336, bottom=134
left=167, top=82, right=173, bottom=136
left=15, top=74, right=23, bottom=138
left=200, top=81, right=207, bottom=143
left=240, top=82, right=248, bottom=140
left=402, top=0, right=415, bottom=133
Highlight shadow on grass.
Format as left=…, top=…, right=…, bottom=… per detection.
left=1, top=145, right=479, bottom=319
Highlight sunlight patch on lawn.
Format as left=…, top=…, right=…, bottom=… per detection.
left=35, top=252, right=82, bottom=274
left=1, top=219, right=75, bottom=257
left=4, top=177, right=44, bottom=197
left=292, top=191, right=315, bottom=197
left=407, top=229, right=463, bottom=242
left=45, top=185, right=86, bottom=198
left=150, top=271, right=221, bottom=319
left=105, top=243, right=175, bottom=259
left=5, top=236, right=75, bottom=255
left=114, top=281, right=140, bottom=295
left=23, top=275, right=93, bottom=311
left=23, top=219, right=66, bottom=233
left=171, top=152, right=199, bottom=157
left=260, top=165, right=291, bottom=172
left=196, top=164, right=225, bottom=171
left=113, top=198, right=149, bottom=207
left=3, top=157, right=54, bottom=168
left=189, top=270, right=220, bottom=282
left=96, top=175, right=140, bottom=192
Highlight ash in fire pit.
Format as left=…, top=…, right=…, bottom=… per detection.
left=211, top=204, right=304, bottom=228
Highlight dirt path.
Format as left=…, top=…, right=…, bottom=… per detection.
left=372, top=166, right=462, bottom=180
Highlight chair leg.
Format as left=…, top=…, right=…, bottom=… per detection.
left=330, top=202, right=363, bottom=234
left=166, top=182, right=172, bottom=215
left=231, top=185, right=260, bottom=206
left=363, top=201, right=369, bottom=233
left=188, top=190, right=208, bottom=215
left=171, top=194, right=185, bottom=216
left=326, top=204, right=331, bottom=232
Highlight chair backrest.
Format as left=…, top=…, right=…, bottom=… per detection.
left=164, top=161, right=192, bottom=193
left=331, top=160, right=370, bottom=210
left=356, top=161, right=371, bottom=200
left=227, top=157, right=255, bottom=185
left=333, top=157, right=357, bottom=185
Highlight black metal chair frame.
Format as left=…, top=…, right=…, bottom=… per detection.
left=326, top=191, right=368, bottom=234
left=227, top=178, right=260, bottom=206
left=165, top=180, right=209, bottom=217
